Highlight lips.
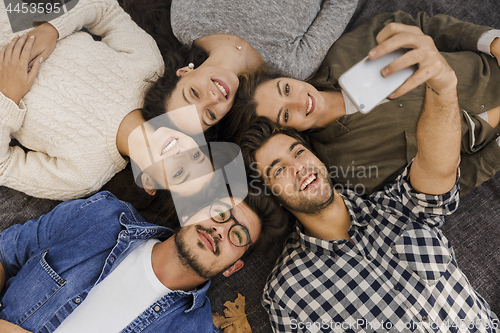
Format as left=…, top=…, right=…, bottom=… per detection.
left=161, top=137, right=179, bottom=156
left=306, top=94, right=315, bottom=116
left=198, top=230, right=216, bottom=253
left=213, top=79, right=229, bottom=99
left=299, top=173, right=318, bottom=191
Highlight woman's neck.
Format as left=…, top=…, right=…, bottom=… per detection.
left=315, top=90, right=347, bottom=129
left=116, top=109, right=147, bottom=158
left=195, top=34, right=265, bottom=75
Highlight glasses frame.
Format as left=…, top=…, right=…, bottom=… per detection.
left=209, top=201, right=253, bottom=248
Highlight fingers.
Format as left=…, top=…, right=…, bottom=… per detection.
left=28, top=57, right=43, bottom=84
left=3, top=35, right=33, bottom=62
left=21, top=36, right=35, bottom=64
left=13, top=34, right=29, bottom=60
left=370, top=23, right=424, bottom=59
left=375, top=23, right=424, bottom=45
left=3, top=36, right=20, bottom=61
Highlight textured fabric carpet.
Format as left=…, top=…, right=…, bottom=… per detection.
left=1, top=0, right=499, bottom=332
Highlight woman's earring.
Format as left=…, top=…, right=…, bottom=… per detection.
left=188, top=63, right=194, bottom=69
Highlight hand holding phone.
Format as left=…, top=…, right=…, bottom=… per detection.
left=338, top=49, right=414, bottom=113
left=339, top=23, right=457, bottom=114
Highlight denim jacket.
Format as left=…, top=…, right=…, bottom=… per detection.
left=0, top=191, right=218, bottom=333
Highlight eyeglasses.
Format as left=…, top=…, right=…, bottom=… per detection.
left=209, top=201, right=253, bottom=247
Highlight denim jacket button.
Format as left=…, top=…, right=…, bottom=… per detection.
left=154, top=305, right=161, bottom=312
left=74, top=297, right=82, bottom=304
left=110, top=257, right=115, bottom=263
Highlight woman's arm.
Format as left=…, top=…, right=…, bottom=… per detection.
left=47, top=0, right=162, bottom=65
left=279, top=0, right=359, bottom=80
left=0, top=34, right=98, bottom=200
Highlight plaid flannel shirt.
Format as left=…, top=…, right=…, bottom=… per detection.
left=262, top=165, right=499, bottom=333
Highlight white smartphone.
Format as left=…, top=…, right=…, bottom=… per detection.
left=338, top=49, right=415, bottom=113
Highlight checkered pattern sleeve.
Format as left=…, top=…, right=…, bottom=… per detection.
left=262, top=286, right=294, bottom=333
left=374, top=163, right=460, bottom=227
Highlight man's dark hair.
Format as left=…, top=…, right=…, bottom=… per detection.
left=241, top=182, right=288, bottom=256
left=240, top=117, right=311, bottom=181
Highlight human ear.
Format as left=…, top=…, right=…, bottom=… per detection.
left=140, top=173, right=157, bottom=196
left=222, top=260, right=244, bottom=277
left=176, top=66, right=194, bottom=77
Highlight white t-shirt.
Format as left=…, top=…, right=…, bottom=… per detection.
left=55, top=239, right=170, bottom=333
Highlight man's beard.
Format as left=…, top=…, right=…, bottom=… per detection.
left=174, top=225, right=235, bottom=279
left=278, top=169, right=335, bottom=215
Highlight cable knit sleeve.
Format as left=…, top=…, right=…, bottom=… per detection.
left=0, top=93, right=96, bottom=200
left=0, top=0, right=163, bottom=201
left=49, top=0, right=163, bottom=76
left=0, top=93, right=27, bottom=173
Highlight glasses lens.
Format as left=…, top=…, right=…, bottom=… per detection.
left=210, top=203, right=230, bottom=223
left=229, top=225, right=250, bottom=247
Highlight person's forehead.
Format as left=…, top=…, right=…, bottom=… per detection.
left=220, top=197, right=261, bottom=239
left=256, top=134, right=298, bottom=165
left=256, top=78, right=278, bottom=97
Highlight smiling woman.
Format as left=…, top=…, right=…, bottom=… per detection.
left=122, top=0, right=359, bottom=134
left=0, top=0, right=219, bottom=207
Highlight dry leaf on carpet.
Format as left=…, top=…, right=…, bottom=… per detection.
left=213, top=293, right=252, bottom=333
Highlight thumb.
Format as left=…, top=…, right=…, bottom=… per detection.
left=28, top=56, right=43, bottom=83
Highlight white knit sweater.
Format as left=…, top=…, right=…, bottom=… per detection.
left=0, top=0, right=163, bottom=200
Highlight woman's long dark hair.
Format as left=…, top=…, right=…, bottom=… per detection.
left=119, top=0, right=181, bottom=58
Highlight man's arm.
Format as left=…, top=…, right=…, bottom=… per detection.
left=370, top=23, right=461, bottom=195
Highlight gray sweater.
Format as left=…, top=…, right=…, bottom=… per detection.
left=170, top=0, right=359, bottom=80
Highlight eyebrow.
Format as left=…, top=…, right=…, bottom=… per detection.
left=276, top=108, right=283, bottom=125
left=276, top=81, right=283, bottom=125
left=289, top=141, right=301, bottom=152
left=265, top=141, right=302, bottom=180
left=182, top=89, right=190, bottom=104
left=266, top=158, right=281, bottom=181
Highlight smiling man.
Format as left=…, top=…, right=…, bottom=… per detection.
left=240, top=35, right=499, bottom=329
left=0, top=189, right=284, bottom=333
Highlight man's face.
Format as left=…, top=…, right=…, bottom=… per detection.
left=255, top=134, right=334, bottom=215
left=174, top=198, right=261, bottom=279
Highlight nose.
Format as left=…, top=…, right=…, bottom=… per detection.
left=174, top=145, right=188, bottom=156
left=211, top=224, right=226, bottom=242
left=287, top=95, right=306, bottom=112
left=207, top=89, right=219, bottom=104
left=287, top=159, right=306, bottom=177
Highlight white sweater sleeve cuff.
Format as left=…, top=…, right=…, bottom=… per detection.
left=0, top=91, right=27, bottom=131
left=49, top=14, right=79, bottom=41
left=477, top=29, right=500, bottom=56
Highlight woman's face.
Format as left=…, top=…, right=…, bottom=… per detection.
left=167, top=65, right=239, bottom=132
left=139, top=127, right=214, bottom=196
left=254, top=78, right=326, bottom=131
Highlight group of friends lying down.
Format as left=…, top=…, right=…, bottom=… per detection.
left=0, top=0, right=499, bottom=332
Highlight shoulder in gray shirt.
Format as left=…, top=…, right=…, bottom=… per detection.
left=170, top=0, right=359, bottom=80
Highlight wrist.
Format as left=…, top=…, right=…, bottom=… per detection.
left=40, top=22, right=59, bottom=39
left=491, top=37, right=500, bottom=58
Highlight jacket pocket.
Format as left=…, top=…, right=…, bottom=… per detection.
left=0, top=249, right=66, bottom=326
left=391, top=222, right=452, bottom=286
